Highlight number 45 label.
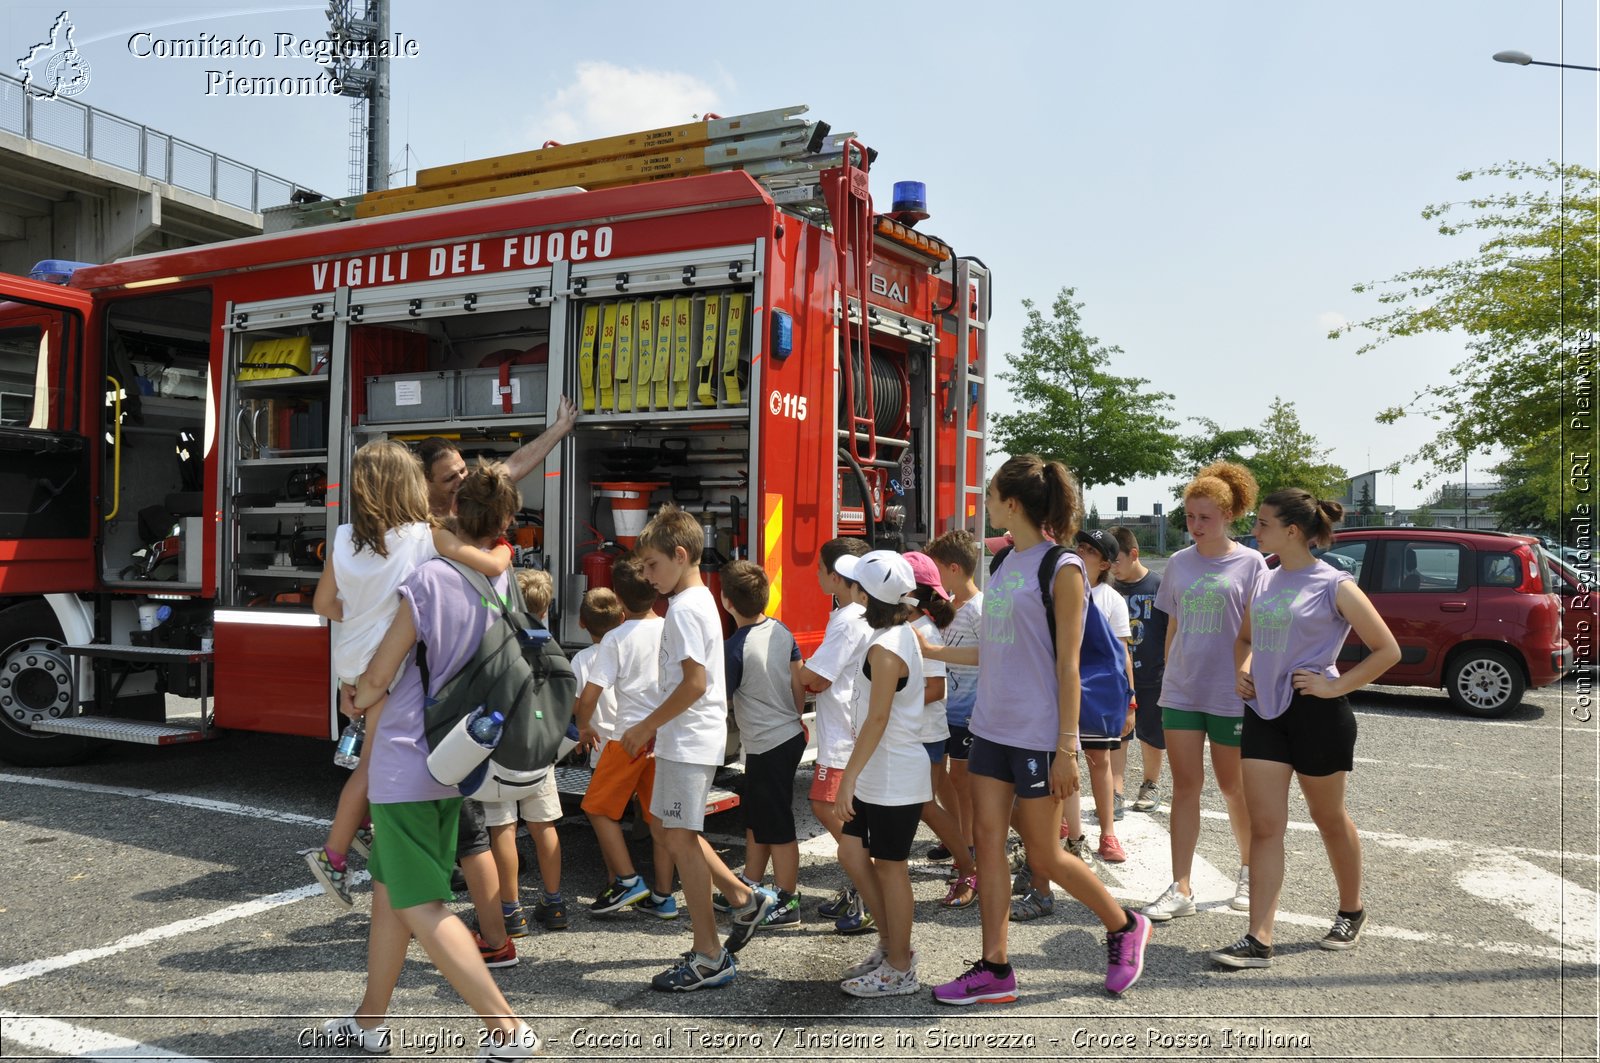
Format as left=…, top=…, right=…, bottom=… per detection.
left=768, top=390, right=808, bottom=421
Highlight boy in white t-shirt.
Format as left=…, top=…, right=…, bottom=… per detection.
left=619, top=506, right=776, bottom=991
left=571, top=588, right=624, bottom=766
left=579, top=558, right=676, bottom=919
left=797, top=537, right=873, bottom=929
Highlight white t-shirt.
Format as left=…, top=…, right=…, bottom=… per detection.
left=847, top=622, right=931, bottom=806
left=807, top=602, right=872, bottom=769
left=912, top=615, right=949, bottom=744
left=943, top=591, right=983, bottom=728
left=1090, top=581, right=1132, bottom=640
left=587, top=616, right=663, bottom=735
left=655, top=585, right=728, bottom=766
left=331, top=521, right=437, bottom=682
left=571, top=642, right=617, bottom=767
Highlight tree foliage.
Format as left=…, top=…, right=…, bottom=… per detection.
left=991, top=288, right=1182, bottom=493
left=1331, top=161, right=1597, bottom=523
left=1248, top=397, right=1349, bottom=500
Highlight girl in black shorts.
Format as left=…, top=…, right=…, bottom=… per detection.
left=1212, top=489, right=1400, bottom=969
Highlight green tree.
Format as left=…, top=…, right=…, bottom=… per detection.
left=1491, top=445, right=1561, bottom=531
left=1358, top=482, right=1376, bottom=516
left=1246, top=397, right=1348, bottom=499
left=1332, top=162, right=1598, bottom=524
left=1412, top=504, right=1436, bottom=528
left=991, top=288, right=1183, bottom=494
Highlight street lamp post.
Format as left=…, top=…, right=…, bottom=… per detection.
left=1493, top=50, right=1600, bottom=73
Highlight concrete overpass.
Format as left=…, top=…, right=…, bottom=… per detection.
left=0, top=72, right=322, bottom=276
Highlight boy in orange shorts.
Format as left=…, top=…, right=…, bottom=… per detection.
left=579, top=553, right=677, bottom=917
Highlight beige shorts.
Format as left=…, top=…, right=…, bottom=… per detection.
left=480, top=770, right=561, bottom=826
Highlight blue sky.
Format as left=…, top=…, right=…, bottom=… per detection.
left=6, top=1, right=1595, bottom=513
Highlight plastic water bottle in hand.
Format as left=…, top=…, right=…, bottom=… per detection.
left=333, top=717, right=365, bottom=769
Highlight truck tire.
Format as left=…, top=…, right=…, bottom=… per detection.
left=1445, top=648, right=1526, bottom=718
left=0, top=601, right=94, bottom=767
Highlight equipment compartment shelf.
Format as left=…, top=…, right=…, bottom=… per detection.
left=237, top=505, right=327, bottom=515
left=237, top=455, right=329, bottom=467
left=237, top=567, right=323, bottom=578
left=236, top=376, right=331, bottom=393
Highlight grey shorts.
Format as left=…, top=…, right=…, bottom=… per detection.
left=649, top=758, right=716, bottom=832
left=480, top=770, right=561, bottom=827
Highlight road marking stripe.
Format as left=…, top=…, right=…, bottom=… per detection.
left=0, top=773, right=332, bottom=828
left=1189, top=806, right=1600, bottom=863
left=0, top=1012, right=216, bottom=1061
left=1353, top=710, right=1543, bottom=729
left=1458, top=850, right=1599, bottom=961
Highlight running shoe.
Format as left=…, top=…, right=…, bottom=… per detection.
left=1009, top=887, right=1054, bottom=922
left=321, top=1016, right=391, bottom=1055
left=1211, top=933, right=1273, bottom=969
left=1131, top=779, right=1160, bottom=812
left=843, top=943, right=887, bottom=979
left=817, top=886, right=856, bottom=919
left=534, top=897, right=569, bottom=930
left=590, top=876, right=650, bottom=915
left=841, top=959, right=920, bottom=997
left=502, top=904, right=529, bottom=939
left=761, top=890, right=801, bottom=929
left=1320, top=909, right=1367, bottom=950
left=636, top=892, right=678, bottom=920
left=1097, top=834, right=1127, bottom=863
left=1142, top=882, right=1197, bottom=922
left=1104, top=910, right=1152, bottom=994
left=474, top=932, right=518, bottom=969
left=651, top=949, right=736, bottom=991
left=302, top=848, right=352, bottom=908
left=834, top=892, right=876, bottom=935
left=724, top=887, right=777, bottom=954
left=931, top=960, right=1019, bottom=1006
left=1231, top=865, right=1251, bottom=912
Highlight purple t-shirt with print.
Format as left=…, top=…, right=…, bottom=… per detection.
left=367, top=559, right=512, bottom=805
left=1155, top=544, right=1267, bottom=717
left=1246, top=561, right=1355, bottom=720
left=971, top=540, right=1088, bottom=754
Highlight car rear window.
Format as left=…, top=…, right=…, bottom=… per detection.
left=1380, top=540, right=1465, bottom=593
left=1323, top=541, right=1367, bottom=580
left=1480, top=551, right=1519, bottom=588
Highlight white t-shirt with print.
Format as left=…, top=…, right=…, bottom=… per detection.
left=655, top=585, right=728, bottom=766
left=588, top=616, right=664, bottom=734
left=846, top=622, right=931, bottom=806
left=912, top=615, right=950, bottom=744
left=807, top=602, right=873, bottom=769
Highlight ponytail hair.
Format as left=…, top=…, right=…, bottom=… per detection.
left=1183, top=460, right=1259, bottom=520
left=911, top=583, right=956, bottom=629
left=1262, top=487, right=1344, bottom=548
left=991, top=454, right=1082, bottom=542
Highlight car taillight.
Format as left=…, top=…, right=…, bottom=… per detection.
left=1513, top=544, right=1544, bottom=594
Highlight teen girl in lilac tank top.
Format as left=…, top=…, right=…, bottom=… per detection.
left=920, top=454, right=1152, bottom=1003
left=1208, top=489, right=1399, bottom=969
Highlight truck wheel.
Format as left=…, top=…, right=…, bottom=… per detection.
left=0, top=601, right=93, bottom=767
left=1445, top=648, right=1526, bottom=718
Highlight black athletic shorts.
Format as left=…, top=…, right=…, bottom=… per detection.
left=455, top=798, right=491, bottom=858
left=1133, top=682, right=1166, bottom=749
left=741, top=730, right=806, bottom=845
left=1241, top=692, right=1357, bottom=776
left=946, top=723, right=974, bottom=761
left=841, top=797, right=923, bottom=861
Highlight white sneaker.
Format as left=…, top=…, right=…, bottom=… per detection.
left=842, top=944, right=886, bottom=980
left=841, top=956, right=921, bottom=997
left=1231, top=866, right=1251, bottom=912
left=322, top=1016, right=391, bottom=1055
left=477, top=1023, right=540, bottom=1060
left=1142, top=882, right=1197, bottom=922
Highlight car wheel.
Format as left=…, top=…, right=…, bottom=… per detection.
left=0, top=601, right=95, bottom=766
left=1445, top=648, right=1527, bottom=718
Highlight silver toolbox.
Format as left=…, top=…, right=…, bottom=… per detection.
left=365, top=371, right=456, bottom=423
left=456, top=364, right=548, bottom=419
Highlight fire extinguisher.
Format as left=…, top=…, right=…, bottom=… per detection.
left=579, top=531, right=622, bottom=592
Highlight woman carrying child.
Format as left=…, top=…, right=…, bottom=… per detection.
left=923, top=454, right=1152, bottom=1003
left=304, top=440, right=510, bottom=907
left=1210, top=489, right=1398, bottom=968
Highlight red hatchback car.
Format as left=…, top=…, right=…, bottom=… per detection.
left=1321, top=528, right=1572, bottom=717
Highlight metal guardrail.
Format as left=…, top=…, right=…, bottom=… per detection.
left=0, top=71, right=316, bottom=213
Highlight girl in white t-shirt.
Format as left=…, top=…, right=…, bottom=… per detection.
left=832, top=550, right=928, bottom=998
left=301, top=441, right=510, bottom=906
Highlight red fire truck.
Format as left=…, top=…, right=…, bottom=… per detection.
left=0, top=106, right=990, bottom=770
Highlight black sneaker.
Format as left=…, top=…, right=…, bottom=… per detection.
left=927, top=843, right=953, bottom=862
left=651, top=949, right=736, bottom=991
left=1320, top=909, right=1366, bottom=950
left=760, top=890, right=801, bottom=929
left=724, top=886, right=777, bottom=954
left=1210, top=934, right=1273, bottom=969
left=590, top=876, right=650, bottom=915
left=534, top=897, right=569, bottom=930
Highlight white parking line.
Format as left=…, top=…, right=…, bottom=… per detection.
left=1458, top=849, right=1599, bottom=961
left=0, top=1012, right=217, bottom=1061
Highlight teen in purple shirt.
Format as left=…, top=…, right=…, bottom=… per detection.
left=1210, top=489, right=1399, bottom=970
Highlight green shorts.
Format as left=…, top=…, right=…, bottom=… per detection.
left=368, top=798, right=463, bottom=910
left=1160, top=707, right=1244, bottom=747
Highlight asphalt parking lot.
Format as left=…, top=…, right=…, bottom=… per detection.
left=0, top=677, right=1595, bottom=1061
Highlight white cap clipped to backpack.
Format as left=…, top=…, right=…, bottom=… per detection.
left=834, top=550, right=919, bottom=606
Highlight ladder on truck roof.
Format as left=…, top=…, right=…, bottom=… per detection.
left=269, top=105, right=865, bottom=229
left=951, top=258, right=990, bottom=538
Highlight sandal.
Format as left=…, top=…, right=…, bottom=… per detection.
left=941, top=874, right=978, bottom=909
left=1009, top=887, right=1055, bottom=922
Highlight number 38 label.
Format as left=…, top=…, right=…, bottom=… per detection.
left=768, top=390, right=808, bottom=421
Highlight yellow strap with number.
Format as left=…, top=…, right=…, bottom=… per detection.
left=633, top=300, right=655, bottom=411
left=597, top=302, right=618, bottom=412
left=653, top=299, right=674, bottom=407
left=697, top=294, right=721, bottom=406
left=671, top=296, right=693, bottom=409
left=577, top=304, right=599, bottom=412
left=614, top=300, right=635, bottom=412
left=722, top=292, right=745, bottom=405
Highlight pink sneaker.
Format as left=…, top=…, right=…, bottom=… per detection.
left=1105, top=910, right=1151, bottom=994
left=1098, top=835, right=1127, bottom=863
left=932, top=960, right=1018, bottom=1006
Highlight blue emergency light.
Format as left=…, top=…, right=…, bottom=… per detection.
left=891, top=181, right=929, bottom=223
left=29, top=260, right=94, bottom=284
